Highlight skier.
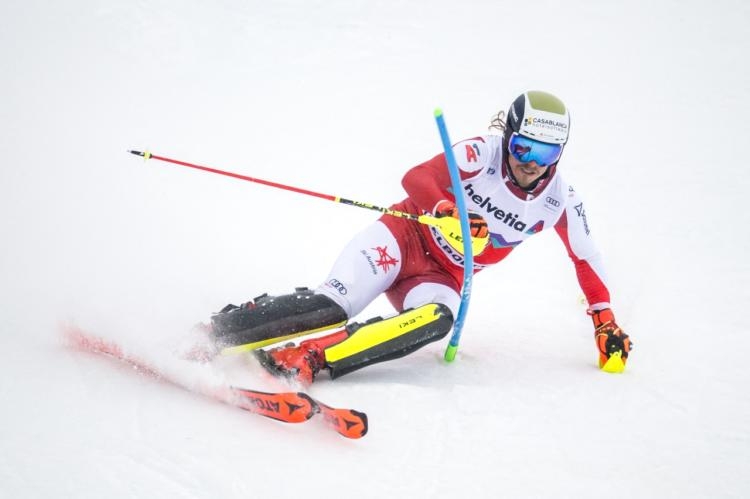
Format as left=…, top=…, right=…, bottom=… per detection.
left=206, top=90, right=632, bottom=383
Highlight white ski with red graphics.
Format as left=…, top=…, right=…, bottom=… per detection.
left=62, top=326, right=368, bottom=439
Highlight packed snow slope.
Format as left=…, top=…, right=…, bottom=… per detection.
left=1, top=0, right=749, bottom=497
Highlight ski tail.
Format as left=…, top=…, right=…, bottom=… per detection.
left=63, top=325, right=161, bottom=378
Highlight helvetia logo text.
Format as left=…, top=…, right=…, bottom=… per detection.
left=464, top=184, right=527, bottom=232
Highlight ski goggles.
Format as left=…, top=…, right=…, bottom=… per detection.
left=508, top=132, right=563, bottom=167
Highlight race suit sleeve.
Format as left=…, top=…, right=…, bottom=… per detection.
left=554, top=188, right=611, bottom=310
left=402, top=137, right=489, bottom=213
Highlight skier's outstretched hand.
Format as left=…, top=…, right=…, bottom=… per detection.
left=589, top=308, right=632, bottom=373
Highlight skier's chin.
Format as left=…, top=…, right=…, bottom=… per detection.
left=515, top=171, right=542, bottom=188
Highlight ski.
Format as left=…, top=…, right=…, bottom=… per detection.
left=62, top=326, right=368, bottom=439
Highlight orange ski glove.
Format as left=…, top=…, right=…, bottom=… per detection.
left=434, top=200, right=489, bottom=239
left=589, top=308, right=632, bottom=373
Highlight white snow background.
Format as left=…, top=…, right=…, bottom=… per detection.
left=1, top=0, right=749, bottom=497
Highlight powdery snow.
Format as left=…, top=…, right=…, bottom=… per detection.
left=1, top=1, right=748, bottom=497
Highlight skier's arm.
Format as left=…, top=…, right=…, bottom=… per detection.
left=402, top=153, right=453, bottom=212
left=402, top=137, right=488, bottom=213
left=553, top=193, right=610, bottom=309
left=554, top=190, right=632, bottom=372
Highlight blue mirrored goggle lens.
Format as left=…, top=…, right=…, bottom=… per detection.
left=508, top=133, right=563, bottom=166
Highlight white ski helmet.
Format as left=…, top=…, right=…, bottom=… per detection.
left=506, top=90, right=570, bottom=145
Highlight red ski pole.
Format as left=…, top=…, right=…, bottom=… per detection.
left=127, top=150, right=488, bottom=254
left=130, top=150, right=428, bottom=223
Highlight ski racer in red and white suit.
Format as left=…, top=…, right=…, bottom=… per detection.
left=210, top=92, right=631, bottom=382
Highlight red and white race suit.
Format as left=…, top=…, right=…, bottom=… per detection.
left=316, top=135, right=610, bottom=320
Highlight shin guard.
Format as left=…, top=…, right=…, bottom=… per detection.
left=324, top=303, right=453, bottom=379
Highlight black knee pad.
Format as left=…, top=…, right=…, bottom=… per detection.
left=211, top=287, right=348, bottom=348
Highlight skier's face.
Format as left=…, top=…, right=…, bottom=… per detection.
left=507, top=154, right=547, bottom=189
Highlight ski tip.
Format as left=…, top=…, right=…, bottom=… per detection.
left=434, top=107, right=443, bottom=118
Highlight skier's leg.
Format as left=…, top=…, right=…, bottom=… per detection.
left=314, top=220, right=402, bottom=318
left=325, top=301, right=454, bottom=379
left=257, top=302, right=454, bottom=383
left=401, top=281, right=462, bottom=319
left=211, top=221, right=401, bottom=353
left=210, top=288, right=348, bottom=352
left=259, top=282, right=460, bottom=383
left=324, top=281, right=459, bottom=378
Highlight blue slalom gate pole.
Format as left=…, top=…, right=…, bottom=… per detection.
left=433, top=109, right=473, bottom=362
